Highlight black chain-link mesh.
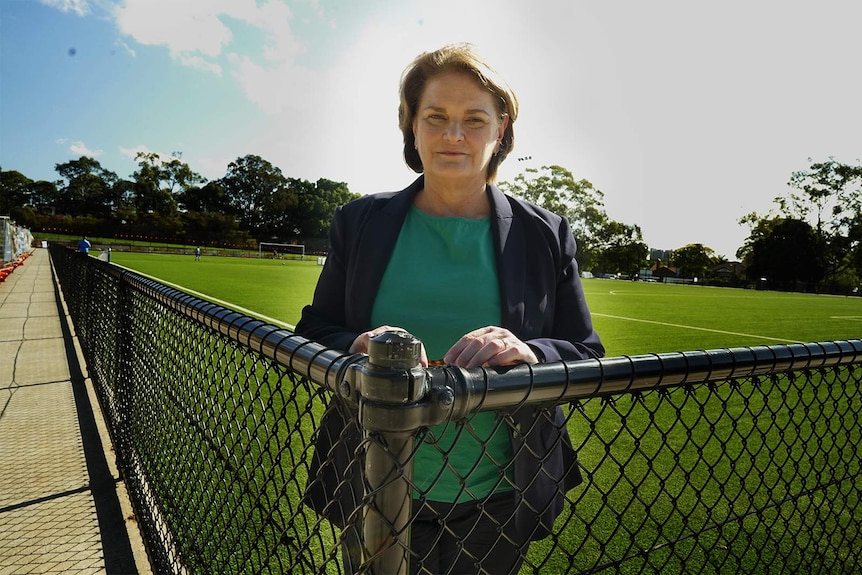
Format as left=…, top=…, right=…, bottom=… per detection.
left=50, top=245, right=862, bottom=574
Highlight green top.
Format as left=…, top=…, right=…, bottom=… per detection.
left=371, top=206, right=514, bottom=502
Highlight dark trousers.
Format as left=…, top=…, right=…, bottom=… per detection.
left=409, top=492, right=528, bottom=575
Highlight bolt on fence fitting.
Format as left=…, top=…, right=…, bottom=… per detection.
left=339, top=380, right=352, bottom=398
left=367, top=329, right=422, bottom=369
left=361, top=330, right=427, bottom=405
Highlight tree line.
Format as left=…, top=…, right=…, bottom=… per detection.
left=1, top=154, right=860, bottom=293
left=504, top=160, right=861, bottom=293
left=738, top=158, right=862, bottom=294
left=0, top=152, right=359, bottom=249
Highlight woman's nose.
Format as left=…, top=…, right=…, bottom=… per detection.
left=443, top=120, right=465, bottom=141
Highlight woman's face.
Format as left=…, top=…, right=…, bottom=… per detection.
left=412, top=71, right=507, bottom=185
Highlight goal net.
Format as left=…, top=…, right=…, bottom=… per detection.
left=259, top=242, right=305, bottom=260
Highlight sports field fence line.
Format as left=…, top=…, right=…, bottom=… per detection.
left=49, top=244, right=862, bottom=574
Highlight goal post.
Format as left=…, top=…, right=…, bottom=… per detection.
left=259, top=242, right=305, bottom=260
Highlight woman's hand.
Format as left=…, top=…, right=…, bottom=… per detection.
left=349, top=325, right=430, bottom=367
left=443, top=326, right=538, bottom=368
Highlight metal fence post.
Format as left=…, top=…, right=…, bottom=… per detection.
left=113, top=270, right=133, bottom=483
left=357, top=331, right=427, bottom=575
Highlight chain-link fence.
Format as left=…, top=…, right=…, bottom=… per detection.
left=49, top=245, right=862, bottom=574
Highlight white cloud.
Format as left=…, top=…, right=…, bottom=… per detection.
left=40, top=0, right=90, bottom=17
left=119, top=145, right=148, bottom=160
left=252, top=0, right=304, bottom=64
left=112, top=0, right=240, bottom=65
left=69, top=141, right=102, bottom=157
left=192, top=156, right=229, bottom=181
left=110, top=0, right=312, bottom=115
left=119, top=145, right=171, bottom=163
left=178, top=53, right=222, bottom=75
left=114, top=39, right=136, bottom=58
left=232, top=55, right=321, bottom=114
left=111, top=0, right=304, bottom=70
left=220, top=1, right=311, bottom=114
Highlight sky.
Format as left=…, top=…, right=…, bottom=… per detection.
left=1, top=0, right=860, bottom=259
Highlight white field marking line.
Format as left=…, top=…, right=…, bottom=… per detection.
left=592, top=313, right=800, bottom=343
left=113, top=264, right=296, bottom=331
left=831, top=316, right=862, bottom=321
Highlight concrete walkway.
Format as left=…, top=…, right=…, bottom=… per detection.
left=0, top=249, right=150, bottom=575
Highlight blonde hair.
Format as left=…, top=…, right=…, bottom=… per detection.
left=398, top=43, right=518, bottom=182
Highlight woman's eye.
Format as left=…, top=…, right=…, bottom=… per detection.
left=426, top=114, right=446, bottom=125
left=465, top=117, right=486, bottom=127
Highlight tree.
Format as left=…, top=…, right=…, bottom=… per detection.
left=591, top=221, right=649, bottom=277
left=259, top=177, right=302, bottom=239
left=181, top=211, right=246, bottom=245
left=740, top=158, right=862, bottom=292
left=787, top=159, right=862, bottom=291
left=0, top=168, right=33, bottom=215
left=179, top=181, right=231, bottom=213
left=296, top=178, right=359, bottom=239
left=2, top=155, right=358, bottom=247
left=499, top=165, right=646, bottom=273
left=27, top=180, right=60, bottom=213
left=219, top=154, right=292, bottom=235
left=54, top=156, right=118, bottom=217
left=671, top=243, right=715, bottom=279
left=784, top=158, right=862, bottom=238
left=744, top=217, right=825, bottom=291
left=499, top=165, right=606, bottom=239
left=132, top=152, right=205, bottom=217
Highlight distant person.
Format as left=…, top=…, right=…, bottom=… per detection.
left=77, top=236, right=91, bottom=255
left=195, top=246, right=201, bottom=261
left=296, top=43, right=604, bottom=575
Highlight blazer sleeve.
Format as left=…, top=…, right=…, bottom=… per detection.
left=517, top=210, right=605, bottom=363
left=294, top=203, right=361, bottom=352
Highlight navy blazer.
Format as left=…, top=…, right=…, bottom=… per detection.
left=296, top=176, right=605, bottom=539
left=297, top=176, right=604, bottom=361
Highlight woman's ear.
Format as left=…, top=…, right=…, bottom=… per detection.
left=497, top=113, right=509, bottom=146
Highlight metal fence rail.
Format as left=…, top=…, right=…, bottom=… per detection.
left=49, top=245, right=862, bottom=574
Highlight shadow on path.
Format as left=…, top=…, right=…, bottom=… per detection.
left=52, top=272, right=141, bottom=574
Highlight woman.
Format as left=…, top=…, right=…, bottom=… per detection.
left=296, top=43, right=604, bottom=575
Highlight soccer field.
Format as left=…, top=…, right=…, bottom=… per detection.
left=585, top=280, right=862, bottom=355
left=97, top=252, right=862, bottom=573
left=109, top=251, right=322, bottom=329
left=109, top=252, right=862, bottom=356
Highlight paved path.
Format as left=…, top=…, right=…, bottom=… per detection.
left=0, top=249, right=150, bottom=575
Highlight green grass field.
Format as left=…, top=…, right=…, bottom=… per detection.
left=108, top=251, right=862, bottom=355
left=100, top=252, right=862, bottom=573
left=108, top=252, right=321, bottom=328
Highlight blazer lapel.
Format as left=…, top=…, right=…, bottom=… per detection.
left=488, top=185, right=526, bottom=331
left=348, top=177, right=424, bottom=330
